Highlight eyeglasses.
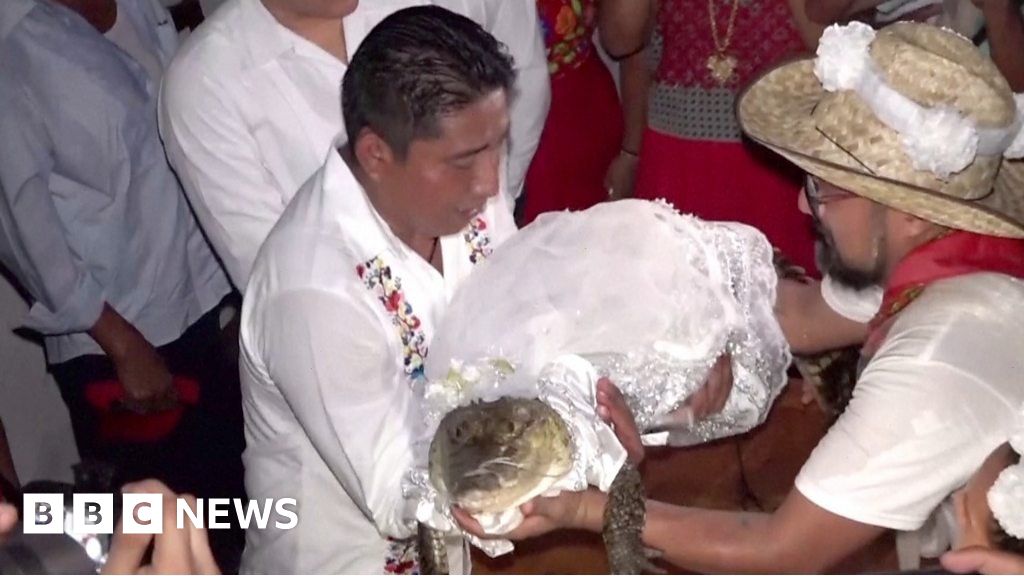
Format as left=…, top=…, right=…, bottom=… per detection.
left=804, top=175, right=856, bottom=217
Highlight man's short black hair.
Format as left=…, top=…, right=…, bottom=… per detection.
left=341, top=5, right=516, bottom=159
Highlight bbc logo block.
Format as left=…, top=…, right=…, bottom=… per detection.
left=22, top=493, right=298, bottom=534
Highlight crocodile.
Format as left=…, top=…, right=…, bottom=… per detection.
left=418, top=397, right=648, bottom=574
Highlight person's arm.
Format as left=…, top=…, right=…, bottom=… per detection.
left=88, top=304, right=176, bottom=412
left=256, top=288, right=419, bottom=535
left=788, top=0, right=827, bottom=49
left=598, top=0, right=654, bottom=199
left=458, top=469, right=882, bottom=572
left=979, top=0, right=1024, bottom=91
left=574, top=487, right=885, bottom=572
left=487, top=0, right=550, bottom=200
left=597, top=0, right=654, bottom=58
left=159, top=69, right=287, bottom=291
left=775, top=278, right=869, bottom=354
left=603, top=48, right=652, bottom=199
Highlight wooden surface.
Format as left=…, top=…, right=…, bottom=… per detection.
left=472, top=381, right=898, bottom=574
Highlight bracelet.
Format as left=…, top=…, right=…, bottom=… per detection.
left=620, top=147, right=639, bottom=158
left=606, top=41, right=648, bottom=61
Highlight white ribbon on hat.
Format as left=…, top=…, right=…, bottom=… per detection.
left=813, top=22, right=1024, bottom=179
left=988, top=422, right=1024, bottom=540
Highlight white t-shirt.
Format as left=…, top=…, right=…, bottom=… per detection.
left=160, top=0, right=549, bottom=290
left=796, top=273, right=1024, bottom=531
left=238, top=145, right=516, bottom=574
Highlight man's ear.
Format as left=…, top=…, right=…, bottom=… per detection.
left=353, top=128, right=394, bottom=182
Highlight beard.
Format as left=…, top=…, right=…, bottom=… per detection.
left=813, top=221, right=886, bottom=291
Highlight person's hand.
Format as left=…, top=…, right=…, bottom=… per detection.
left=941, top=546, right=1024, bottom=574
left=113, top=336, right=177, bottom=414
left=453, top=488, right=604, bottom=541
left=685, top=353, right=733, bottom=420
left=0, top=502, right=17, bottom=544
left=604, top=152, right=639, bottom=201
left=89, top=304, right=177, bottom=414
left=596, top=378, right=644, bottom=464
left=102, top=480, right=219, bottom=575
left=652, top=352, right=733, bottom=433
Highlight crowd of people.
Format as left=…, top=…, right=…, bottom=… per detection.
left=0, top=0, right=1023, bottom=574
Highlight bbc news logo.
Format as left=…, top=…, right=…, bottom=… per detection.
left=23, top=494, right=298, bottom=534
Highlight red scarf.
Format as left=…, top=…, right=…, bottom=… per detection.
left=862, top=231, right=1024, bottom=358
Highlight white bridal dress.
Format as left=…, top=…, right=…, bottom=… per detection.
left=407, top=199, right=791, bottom=556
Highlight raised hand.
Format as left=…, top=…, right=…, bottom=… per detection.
left=596, top=378, right=644, bottom=464
left=102, top=480, right=219, bottom=575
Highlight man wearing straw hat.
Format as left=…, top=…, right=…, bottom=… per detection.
left=457, top=21, right=1024, bottom=572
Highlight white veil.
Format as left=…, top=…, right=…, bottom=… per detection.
left=407, top=199, right=791, bottom=555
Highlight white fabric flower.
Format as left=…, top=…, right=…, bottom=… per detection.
left=1005, top=93, right=1024, bottom=160
left=814, top=22, right=876, bottom=92
left=901, top=107, right=978, bottom=178
left=990, top=465, right=1024, bottom=540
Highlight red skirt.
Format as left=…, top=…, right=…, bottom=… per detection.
left=522, top=52, right=624, bottom=224
left=634, top=128, right=818, bottom=274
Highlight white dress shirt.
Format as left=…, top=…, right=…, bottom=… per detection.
left=797, top=274, right=1024, bottom=530
left=104, top=0, right=179, bottom=83
left=238, top=145, right=516, bottom=574
left=160, top=0, right=548, bottom=290
left=0, top=0, right=230, bottom=363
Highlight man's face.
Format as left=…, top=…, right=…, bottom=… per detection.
left=379, top=89, right=510, bottom=237
left=800, top=176, right=887, bottom=290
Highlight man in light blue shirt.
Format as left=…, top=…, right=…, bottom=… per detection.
left=0, top=0, right=242, bottom=546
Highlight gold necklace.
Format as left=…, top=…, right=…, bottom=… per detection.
left=707, top=0, right=741, bottom=85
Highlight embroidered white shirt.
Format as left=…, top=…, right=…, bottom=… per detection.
left=238, top=146, right=517, bottom=574
left=160, top=0, right=548, bottom=290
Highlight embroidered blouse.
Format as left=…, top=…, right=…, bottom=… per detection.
left=537, top=0, right=597, bottom=76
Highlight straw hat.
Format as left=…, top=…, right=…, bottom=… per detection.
left=738, top=22, right=1024, bottom=238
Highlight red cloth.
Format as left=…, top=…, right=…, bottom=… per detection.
left=656, top=0, right=807, bottom=90
left=521, top=52, right=623, bottom=224
left=862, top=232, right=1024, bottom=357
left=84, top=376, right=200, bottom=443
left=634, top=129, right=818, bottom=273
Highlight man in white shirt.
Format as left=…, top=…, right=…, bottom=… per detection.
left=458, top=22, right=1024, bottom=572
left=0, top=0, right=245, bottom=564
left=159, top=0, right=548, bottom=290
left=238, top=7, right=519, bottom=573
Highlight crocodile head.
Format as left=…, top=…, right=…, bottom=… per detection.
left=428, top=397, right=574, bottom=514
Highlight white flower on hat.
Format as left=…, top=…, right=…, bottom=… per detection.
left=813, top=22, right=1024, bottom=179
left=901, top=107, right=978, bottom=178
left=814, top=22, right=876, bottom=92
left=1005, top=94, right=1024, bottom=160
